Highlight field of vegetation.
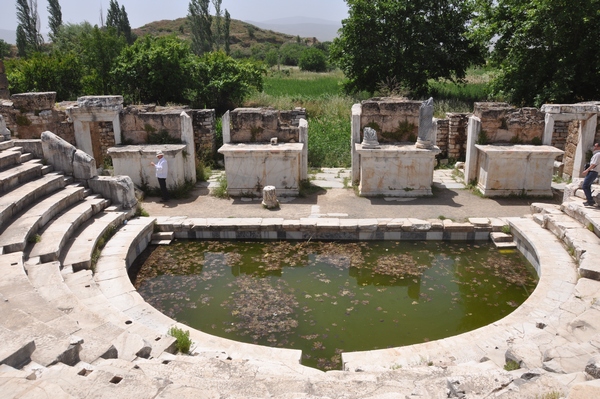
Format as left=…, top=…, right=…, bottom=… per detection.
left=244, top=67, right=493, bottom=168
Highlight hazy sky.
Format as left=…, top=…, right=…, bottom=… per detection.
left=1, top=0, right=350, bottom=32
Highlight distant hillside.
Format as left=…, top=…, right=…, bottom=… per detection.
left=132, top=17, right=319, bottom=57
left=247, top=17, right=341, bottom=42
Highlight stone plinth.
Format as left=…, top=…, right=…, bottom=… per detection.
left=218, top=143, right=304, bottom=196
left=475, top=144, right=564, bottom=197
left=108, top=144, right=189, bottom=190
left=355, top=143, right=440, bottom=197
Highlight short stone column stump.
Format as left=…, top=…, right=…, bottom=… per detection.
left=262, top=185, right=279, bottom=209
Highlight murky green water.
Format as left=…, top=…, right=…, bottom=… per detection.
left=131, top=240, right=537, bottom=370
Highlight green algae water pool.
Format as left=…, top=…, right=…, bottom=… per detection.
left=131, top=240, right=537, bottom=370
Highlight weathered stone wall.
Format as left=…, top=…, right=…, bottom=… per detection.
left=435, top=118, right=449, bottom=157
left=472, top=102, right=544, bottom=144
left=119, top=106, right=215, bottom=159
left=0, top=92, right=75, bottom=144
left=228, top=107, right=306, bottom=143
left=190, top=109, right=216, bottom=159
left=552, top=120, right=570, bottom=150
left=359, top=98, right=420, bottom=143
left=447, top=113, right=469, bottom=160
left=96, top=121, right=116, bottom=166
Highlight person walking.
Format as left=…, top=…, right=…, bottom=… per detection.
left=582, top=142, right=600, bottom=207
left=151, top=150, right=169, bottom=202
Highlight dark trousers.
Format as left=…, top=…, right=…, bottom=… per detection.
left=158, top=177, right=169, bottom=200
left=582, top=171, right=598, bottom=203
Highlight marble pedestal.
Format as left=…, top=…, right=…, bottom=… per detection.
left=355, top=143, right=440, bottom=197
left=475, top=144, right=564, bottom=197
left=218, top=143, right=304, bottom=196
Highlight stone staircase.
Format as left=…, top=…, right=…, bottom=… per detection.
left=1, top=136, right=600, bottom=398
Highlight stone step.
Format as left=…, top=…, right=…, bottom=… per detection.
left=61, top=211, right=128, bottom=272
left=0, top=159, right=43, bottom=194
left=490, top=232, right=517, bottom=249
left=151, top=231, right=173, bottom=245
left=561, top=201, right=600, bottom=240
left=0, top=185, right=86, bottom=254
left=25, top=261, right=138, bottom=364
left=28, top=195, right=110, bottom=263
left=0, top=253, right=84, bottom=367
left=0, top=140, right=15, bottom=151
left=0, top=325, right=35, bottom=369
left=62, top=267, right=176, bottom=360
left=0, top=172, right=66, bottom=229
left=18, top=152, right=34, bottom=163
left=0, top=149, right=23, bottom=170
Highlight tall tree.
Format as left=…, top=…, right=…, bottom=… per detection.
left=330, top=0, right=483, bottom=96
left=224, top=9, right=231, bottom=55
left=16, top=0, right=43, bottom=56
left=472, top=0, right=600, bottom=107
left=188, top=0, right=212, bottom=56
left=211, top=0, right=223, bottom=50
left=47, top=0, right=62, bottom=41
left=106, top=0, right=133, bottom=44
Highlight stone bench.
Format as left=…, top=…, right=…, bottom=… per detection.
left=0, top=172, right=66, bottom=229
left=28, top=195, right=110, bottom=263
left=61, top=210, right=128, bottom=272
left=0, top=159, right=43, bottom=194
left=0, top=252, right=82, bottom=367
left=0, top=148, right=23, bottom=170
left=0, top=184, right=86, bottom=253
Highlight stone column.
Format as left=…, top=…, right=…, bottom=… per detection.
left=464, top=115, right=481, bottom=185
left=222, top=110, right=231, bottom=144
left=351, top=103, right=362, bottom=184
left=416, top=97, right=434, bottom=149
left=543, top=113, right=555, bottom=145
left=299, top=118, right=308, bottom=180
left=180, top=111, right=197, bottom=184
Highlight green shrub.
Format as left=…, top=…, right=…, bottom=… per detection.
left=299, top=48, right=327, bottom=72
left=168, top=326, right=192, bottom=354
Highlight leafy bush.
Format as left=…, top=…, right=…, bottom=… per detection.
left=188, top=51, right=265, bottom=114
left=299, top=47, right=327, bottom=72
left=112, top=35, right=194, bottom=105
left=6, top=52, right=83, bottom=101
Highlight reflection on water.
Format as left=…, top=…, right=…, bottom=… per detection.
left=130, top=240, right=537, bottom=370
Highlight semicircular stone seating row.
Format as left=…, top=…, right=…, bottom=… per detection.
left=1, top=138, right=600, bottom=398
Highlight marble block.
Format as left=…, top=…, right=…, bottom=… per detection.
left=219, top=142, right=304, bottom=196
left=355, top=143, right=440, bottom=197
left=475, top=144, right=564, bottom=197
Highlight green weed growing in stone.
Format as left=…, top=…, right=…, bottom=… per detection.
left=27, top=234, right=41, bottom=243
left=212, top=175, right=229, bottom=199
left=502, top=225, right=511, bottom=234
left=168, top=326, right=192, bottom=354
left=504, top=359, right=520, bottom=371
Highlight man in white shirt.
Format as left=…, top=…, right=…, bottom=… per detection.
left=151, top=150, right=169, bottom=202
left=582, top=142, right=600, bottom=207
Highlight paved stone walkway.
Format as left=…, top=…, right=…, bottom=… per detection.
left=142, top=168, right=564, bottom=222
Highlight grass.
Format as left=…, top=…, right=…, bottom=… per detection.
left=245, top=67, right=495, bottom=168
left=212, top=174, right=229, bottom=199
